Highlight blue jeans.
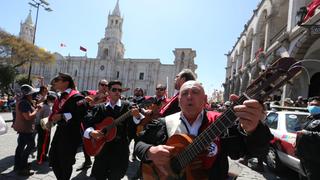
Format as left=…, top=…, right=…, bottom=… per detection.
left=14, top=132, right=35, bottom=170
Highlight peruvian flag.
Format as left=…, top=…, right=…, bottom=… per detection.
left=60, top=43, right=66, bottom=47
left=80, top=46, right=87, bottom=52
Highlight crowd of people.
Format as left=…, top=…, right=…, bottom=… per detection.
left=0, top=68, right=319, bottom=180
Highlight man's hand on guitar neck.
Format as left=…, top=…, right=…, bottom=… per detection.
left=90, top=130, right=104, bottom=140
left=131, top=107, right=144, bottom=120
left=230, top=94, right=264, bottom=134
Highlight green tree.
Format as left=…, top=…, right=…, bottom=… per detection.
left=0, top=30, right=55, bottom=68
left=0, top=29, right=55, bottom=95
left=0, top=64, right=16, bottom=94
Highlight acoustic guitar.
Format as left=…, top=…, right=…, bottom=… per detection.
left=142, top=57, right=302, bottom=180
left=83, top=99, right=154, bottom=156
left=136, top=101, right=162, bottom=136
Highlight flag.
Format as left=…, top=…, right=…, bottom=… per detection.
left=80, top=46, right=87, bottom=52
left=304, top=0, right=320, bottom=22
left=60, top=43, right=66, bottom=47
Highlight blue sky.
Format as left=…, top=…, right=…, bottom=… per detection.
left=0, top=0, right=260, bottom=95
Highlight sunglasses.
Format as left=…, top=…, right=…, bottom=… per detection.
left=54, top=78, right=64, bottom=82
left=156, top=88, right=165, bottom=91
left=100, top=83, right=108, bottom=87
left=110, top=88, right=122, bottom=93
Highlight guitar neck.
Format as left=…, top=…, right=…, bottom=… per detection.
left=171, top=95, right=248, bottom=173
left=114, top=110, right=132, bottom=126
left=101, top=110, right=132, bottom=133
left=112, top=101, right=153, bottom=127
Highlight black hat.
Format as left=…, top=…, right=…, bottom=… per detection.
left=52, top=72, right=75, bottom=89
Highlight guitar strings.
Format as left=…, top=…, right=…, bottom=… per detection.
left=176, top=95, right=249, bottom=168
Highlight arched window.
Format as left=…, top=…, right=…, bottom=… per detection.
left=181, top=52, right=185, bottom=60
left=103, top=49, right=109, bottom=58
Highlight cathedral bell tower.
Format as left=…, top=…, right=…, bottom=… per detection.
left=19, top=10, right=35, bottom=43
left=97, top=0, right=125, bottom=61
left=173, top=48, right=197, bottom=74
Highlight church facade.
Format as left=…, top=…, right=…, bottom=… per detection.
left=19, top=0, right=197, bottom=96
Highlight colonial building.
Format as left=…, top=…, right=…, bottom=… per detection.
left=224, top=0, right=320, bottom=102
left=19, top=0, right=197, bottom=96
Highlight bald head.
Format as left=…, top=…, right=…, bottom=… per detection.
left=179, top=81, right=204, bottom=94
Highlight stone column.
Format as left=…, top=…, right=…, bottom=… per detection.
left=264, top=16, right=272, bottom=51
left=287, top=0, right=301, bottom=31
left=242, top=47, right=247, bottom=68
left=250, top=33, right=258, bottom=61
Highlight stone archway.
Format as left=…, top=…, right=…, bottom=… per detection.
left=309, top=72, right=320, bottom=97
left=292, top=36, right=320, bottom=98
left=291, top=31, right=320, bottom=60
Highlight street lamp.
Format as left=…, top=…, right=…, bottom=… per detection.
left=27, top=0, right=52, bottom=84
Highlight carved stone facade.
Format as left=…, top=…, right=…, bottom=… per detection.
left=19, top=0, right=197, bottom=96
left=224, top=0, right=320, bottom=101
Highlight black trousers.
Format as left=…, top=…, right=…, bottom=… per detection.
left=14, top=132, right=35, bottom=170
left=91, top=140, right=129, bottom=180
left=49, top=127, right=80, bottom=180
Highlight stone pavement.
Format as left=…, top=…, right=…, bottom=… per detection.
left=0, top=112, right=277, bottom=180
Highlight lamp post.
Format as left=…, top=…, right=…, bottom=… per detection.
left=27, top=0, right=52, bottom=84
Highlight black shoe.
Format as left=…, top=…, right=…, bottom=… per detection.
left=76, top=161, right=92, bottom=171
left=17, top=169, right=34, bottom=176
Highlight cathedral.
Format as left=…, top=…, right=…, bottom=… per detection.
left=19, top=0, right=197, bottom=96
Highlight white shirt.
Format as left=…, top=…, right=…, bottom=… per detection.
left=105, top=99, right=122, bottom=109
left=180, top=110, right=204, bottom=136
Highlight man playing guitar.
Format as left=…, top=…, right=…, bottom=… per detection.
left=83, top=80, right=143, bottom=180
left=84, top=79, right=109, bottom=107
left=134, top=81, right=273, bottom=179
